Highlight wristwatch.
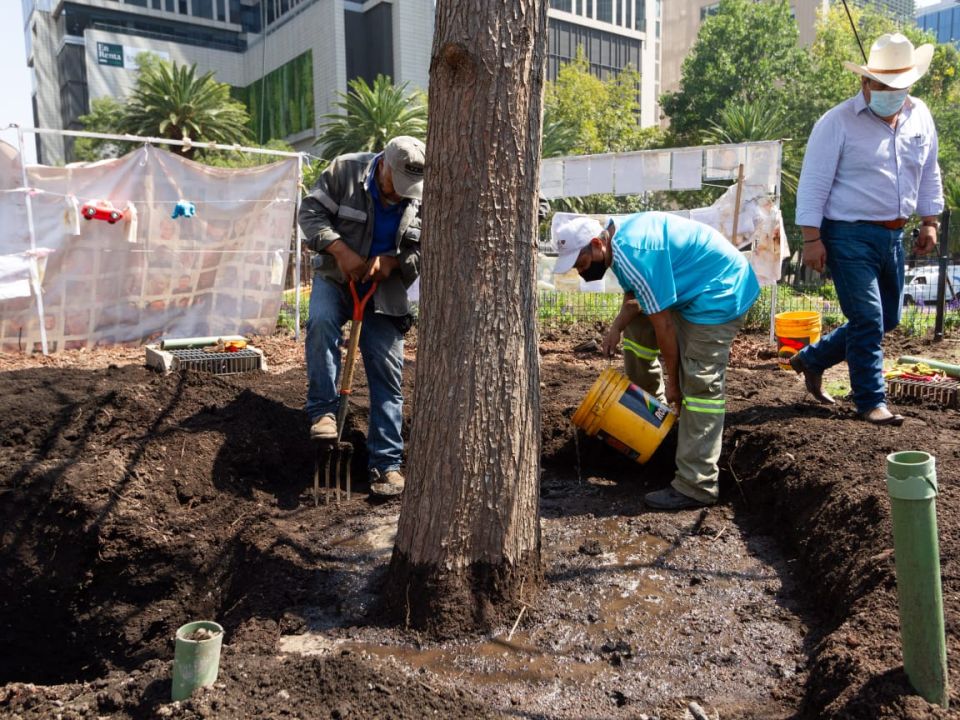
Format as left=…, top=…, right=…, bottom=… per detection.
left=921, top=219, right=941, bottom=231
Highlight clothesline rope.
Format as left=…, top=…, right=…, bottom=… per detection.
left=0, top=187, right=294, bottom=204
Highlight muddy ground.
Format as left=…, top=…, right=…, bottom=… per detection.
left=0, top=327, right=958, bottom=719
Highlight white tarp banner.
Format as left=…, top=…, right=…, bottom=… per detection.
left=541, top=141, right=781, bottom=199
left=0, top=144, right=298, bottom=352
left=546, top=180, right=790, bottom=290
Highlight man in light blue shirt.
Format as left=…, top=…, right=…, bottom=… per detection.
left=553, top=212, right=759, bottom=510
left=793, top=33, right=943, bottom=426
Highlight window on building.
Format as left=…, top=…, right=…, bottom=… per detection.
left=596, top=0, right=612, bottom=22
left=193, top=0, right=214, bottom=18
left=550, top=0, right=573, bottom=11
left=585, top=0, right=593, bottom=19
left=634, top=0, right=644, bottom=30
left=700, top=2, right=720, bottom=21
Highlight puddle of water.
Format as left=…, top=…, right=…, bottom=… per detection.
left=331, top=514, right=398, bottom=558
left=282, top=509, right=681, bottom=688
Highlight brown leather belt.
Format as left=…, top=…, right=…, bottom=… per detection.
left=862, top=218, right=908, bottom=230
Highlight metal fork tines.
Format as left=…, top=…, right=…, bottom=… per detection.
left=314, top=441, right=354, bottom=506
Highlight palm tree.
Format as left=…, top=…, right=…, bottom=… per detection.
left=541, top=110, right=578, bottom=159
left=703, top=97, right=799, bottom=200
left=120, top=59, right=253, bottom=159
left=945, top=179, right=960, bottom=211
left=316, top=74, right=427, bottom=158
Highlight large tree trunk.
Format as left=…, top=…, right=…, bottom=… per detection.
left=387, top=0, right=547, bottom=635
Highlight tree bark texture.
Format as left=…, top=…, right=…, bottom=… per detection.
left=388, top=0, right=548, bottom=635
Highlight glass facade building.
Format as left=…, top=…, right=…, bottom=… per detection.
left=547, top=0, right=660, bottom=125
left=21, top=0, right=434, bottom=163
left=916, top=0, right=960, bottom=47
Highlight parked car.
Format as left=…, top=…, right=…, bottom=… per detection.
left=902, top=266, right=960, bottom=305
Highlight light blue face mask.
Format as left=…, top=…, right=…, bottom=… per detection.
left=868, top=88, right=909, bottom=117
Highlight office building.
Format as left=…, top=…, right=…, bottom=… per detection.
left=21, top=0, right=433, bottom=164
left=546, top=0, right=662, bottom=126
left=916, top=0, right=960, bottom=47
left=22, top=1, right=667, bottom=164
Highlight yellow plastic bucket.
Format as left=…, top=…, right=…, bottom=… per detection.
left=774, top=311, right=821, bottom=371
left=572, top=368, right=676, bottom=464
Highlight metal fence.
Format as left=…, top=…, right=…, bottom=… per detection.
left=282, top=213, right=959, bottom=338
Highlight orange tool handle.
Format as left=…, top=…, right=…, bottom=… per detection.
left=338, top=280, right=379, bottom=399
left=349, top=280, right=378, bottom=323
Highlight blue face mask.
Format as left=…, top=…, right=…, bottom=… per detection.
left=868, top=88, right=909, bottom=118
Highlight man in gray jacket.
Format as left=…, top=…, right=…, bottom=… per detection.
left=299, top=136, right=424, bottom=496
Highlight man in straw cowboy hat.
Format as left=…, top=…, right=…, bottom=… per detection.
left=792, top=33, right=943, bottom=426
left=553, top=212, right=759, bottom=510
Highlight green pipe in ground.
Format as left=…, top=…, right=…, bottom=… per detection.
left=886, top=451, right=950, bottom=709
left=897, top=356, right=960, bottom=378
left=171, top=620, right=224, bottom=701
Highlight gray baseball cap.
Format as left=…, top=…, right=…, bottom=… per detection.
left=384, top=136, right=425, bottom=200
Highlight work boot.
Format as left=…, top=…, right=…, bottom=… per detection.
left=370, top=469, right=405, bottom=497
left=310, top=413, right=337, bottom=440
left=861, top=405, right=904, bottom=426
left=644, top=486, right=713, bottom=511
left=788, top=353, right=835, bottom=405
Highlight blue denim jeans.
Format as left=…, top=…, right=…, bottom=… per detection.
left=305, top=276, right=404, bottom=473
left=796, top=220, right=904, bottom=413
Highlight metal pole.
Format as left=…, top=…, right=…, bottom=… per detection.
left=934, top=212, right=948, bottom=341
left=294, top=154, right=304, bottom=341
left=13, top=126, right=301, bottom=159
left=16, top=126, right=48, bottom=355
left=770, top=140, right=785, bottom=345
left=886, top=451, right=949, bottom=709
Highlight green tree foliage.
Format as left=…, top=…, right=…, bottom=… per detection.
left=543, top=49, right=663, bottom=155
left=661, top=0, right=808, bottom=141
left=541, top=48, right=669, bottom=215
left=703, top=98, right=799, bottom=219
left=316, top=74, right=427, bottom=158
left=793, top=5, right=960, bottom=204
left=120, top=59, right=253, bottom=159
left=73, top=97, right=134, bottom=162
left=198, top=138, right=296, bottom=168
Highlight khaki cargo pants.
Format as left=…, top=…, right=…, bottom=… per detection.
left=623, top=311, right=745, bottom=503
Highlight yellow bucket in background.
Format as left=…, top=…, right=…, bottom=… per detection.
left=572, top=368, right=676, bottom=464
left=774, top=311, right=821, bottom=371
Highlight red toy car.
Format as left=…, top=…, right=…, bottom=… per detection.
left=81, top=200, right=125, bottom=224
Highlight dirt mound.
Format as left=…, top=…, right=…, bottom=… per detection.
left=1, top=330, right=958, bottom=718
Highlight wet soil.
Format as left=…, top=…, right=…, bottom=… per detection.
left=1, top=327, right=959, bottom=718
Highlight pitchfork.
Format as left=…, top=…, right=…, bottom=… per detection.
left=314, top=280, right=377, bottom=506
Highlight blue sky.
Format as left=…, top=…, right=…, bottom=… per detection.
left=1, top=5, right=36, bottom=163
left=0, top=0, right=945, bottom=166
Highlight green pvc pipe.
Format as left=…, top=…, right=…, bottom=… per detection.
left=171, top=620, right=224, bottom=701
left=897, top=356, right=960, bottom=378
left=160, top=336, right=246, bottom=350
left=886, top=451, right=950, bottom=709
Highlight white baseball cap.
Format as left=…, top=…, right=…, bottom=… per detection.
left=551, top=214, right=604, bottom=275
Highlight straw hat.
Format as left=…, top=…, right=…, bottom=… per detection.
left=843, top=33, right=933, bottom=90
